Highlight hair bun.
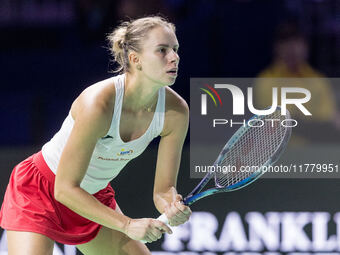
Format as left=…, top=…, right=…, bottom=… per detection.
left=108, top=22, right=129, bottom=54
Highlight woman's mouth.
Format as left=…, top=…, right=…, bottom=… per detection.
left=167, top=68, right=178, bottom=76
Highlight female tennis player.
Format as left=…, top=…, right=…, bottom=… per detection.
left=0, top=16, right=191, bottom=255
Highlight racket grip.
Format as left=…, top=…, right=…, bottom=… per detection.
left=156, top=213, right=169, bottom=225
left=141, top=214, right=170, bottom=244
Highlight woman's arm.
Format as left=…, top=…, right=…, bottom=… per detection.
left=153, top=88, right=191, bottom=226
left=54, top=84, right=171, bottom=242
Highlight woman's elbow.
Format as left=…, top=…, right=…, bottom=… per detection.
left=54, top=183, right=66, bottom=202
left=54, top=182, right=76, bottom=203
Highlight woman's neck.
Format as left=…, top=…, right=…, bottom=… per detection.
left=123, top=72, right=161, bottom=112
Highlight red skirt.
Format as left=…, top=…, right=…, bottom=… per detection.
left=0, top=151, right=117, bottom=245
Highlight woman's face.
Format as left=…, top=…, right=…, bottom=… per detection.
left=137, top=25, right=180, bottom=86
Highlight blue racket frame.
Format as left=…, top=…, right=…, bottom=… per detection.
left=183, top=107, right=292, bottom=206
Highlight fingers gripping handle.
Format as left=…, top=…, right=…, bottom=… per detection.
left=141, top=214, right=171, bottom=244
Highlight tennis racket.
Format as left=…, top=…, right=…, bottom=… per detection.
left=157, top=106, right=292, bottom=224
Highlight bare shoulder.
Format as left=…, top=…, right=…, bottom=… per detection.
left=161, top=87, right=189, bottom=137
left=164, top=86, right=189, bottom=116
left=71, top=77, right=116, bottom=137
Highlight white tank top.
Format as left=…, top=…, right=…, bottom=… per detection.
left=42, top=74, right=166, bottom=194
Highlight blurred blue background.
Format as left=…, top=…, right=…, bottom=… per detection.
left=1, top=0, right=339, bottom=146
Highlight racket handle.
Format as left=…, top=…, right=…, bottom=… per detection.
left=156, top=213, right=169, bottom=225
left=141, top=214, right=170, bottom=244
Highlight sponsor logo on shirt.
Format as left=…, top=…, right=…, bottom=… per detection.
left=117, top=149, right=133, bottom=156
left=97, top=149, right=133, bottom=161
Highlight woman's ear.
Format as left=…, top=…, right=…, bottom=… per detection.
left=128, top=52, right=141, bottom=70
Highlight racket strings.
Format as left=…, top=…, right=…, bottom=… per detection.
left=215, top=110, right=289, bottom=188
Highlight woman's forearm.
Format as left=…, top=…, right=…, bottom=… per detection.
left=55, top=186, right=130, bottom=233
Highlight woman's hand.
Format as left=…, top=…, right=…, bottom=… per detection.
left=123, top=218, right=172, bottom=243
left=163, top=194, right=192, bottom=226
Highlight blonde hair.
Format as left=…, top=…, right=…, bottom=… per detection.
left=107, top=16, right=176, bottom=73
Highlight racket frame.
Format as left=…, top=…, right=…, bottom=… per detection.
left=183, top=107, right=292, bottom=206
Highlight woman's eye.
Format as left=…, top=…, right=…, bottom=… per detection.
left=159, top=48, right=167, bottom=53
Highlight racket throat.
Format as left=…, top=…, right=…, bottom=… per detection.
left=182, top=194, right=195, bottom=206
